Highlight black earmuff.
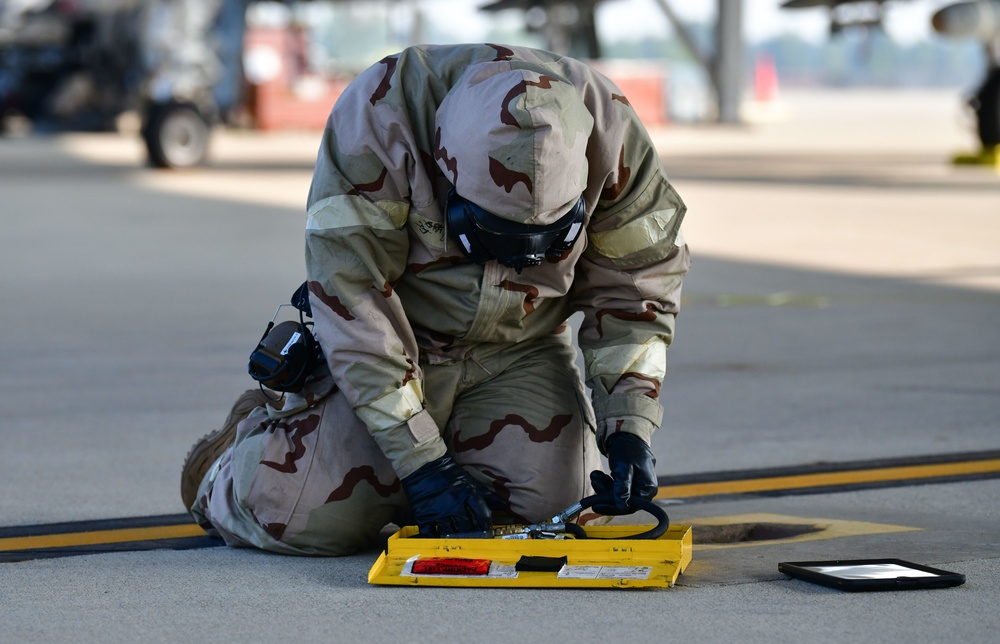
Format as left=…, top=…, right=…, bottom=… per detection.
left=248, top=282, right=323, bottom=394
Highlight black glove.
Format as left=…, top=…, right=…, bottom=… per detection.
left=400, top=454, right=492, bottom=537
left=590, top=432, right=658, bottom=515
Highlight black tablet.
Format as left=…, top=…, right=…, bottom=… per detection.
left=779, top=559, right=966, bottom=592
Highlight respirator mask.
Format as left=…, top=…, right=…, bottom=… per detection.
left=446, top=191, right=586, bottom=273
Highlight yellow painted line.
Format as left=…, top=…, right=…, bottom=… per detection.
left=0, top=523, right=206, bottom=552
left=4, top=459, right=999, bottom=555
left=656, top=458, right=1000, bottom=500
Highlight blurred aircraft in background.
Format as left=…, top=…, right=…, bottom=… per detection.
left=478, top=0, right=603, bottom=59
left=782, top=0, right=1000, bottom=148
left=782, top=0, right=895, bottom=34
left=931, top=1, right=1000, bottom=147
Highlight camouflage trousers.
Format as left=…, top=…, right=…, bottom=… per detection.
left=190, top=330, right=602, bottom=556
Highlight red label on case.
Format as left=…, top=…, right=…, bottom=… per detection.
left=411, top=558, right=492, bottom=575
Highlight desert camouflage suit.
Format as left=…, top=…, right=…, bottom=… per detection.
left=191, top=44, right=689, bottom=555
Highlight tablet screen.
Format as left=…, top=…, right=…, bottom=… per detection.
left=798, top=563, right=939, bottom=580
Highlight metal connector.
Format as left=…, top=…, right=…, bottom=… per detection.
left=550, top=500, right=584, bottom=524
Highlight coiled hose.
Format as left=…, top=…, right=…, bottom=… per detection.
left=563, top=494, right=670, bottom=540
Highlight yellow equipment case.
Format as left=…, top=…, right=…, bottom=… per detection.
left=368, top=523, right=692, bottom=589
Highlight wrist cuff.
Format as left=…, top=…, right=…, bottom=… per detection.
left=370, top=409, right=447, bottom=479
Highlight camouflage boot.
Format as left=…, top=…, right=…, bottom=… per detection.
left=180, top=388, right=275, bottom=512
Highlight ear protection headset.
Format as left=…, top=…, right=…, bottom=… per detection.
left=248, top=282, right=323, bottom=394
left=446, top=191, right=586, bottom=273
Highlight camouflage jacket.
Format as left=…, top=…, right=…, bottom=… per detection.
left=305, top=44, right=690, bottom=478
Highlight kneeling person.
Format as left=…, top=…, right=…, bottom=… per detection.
left=181, top=43, right=689, bottom=555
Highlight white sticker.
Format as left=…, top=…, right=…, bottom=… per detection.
left=280, top=332, right=301, bottom=356
left=597, top=566, right=652, bottom=580
left=557, top=565, right=602, bottom=579
left=557, top=565, right=652, bottom=580
left=487, top=564, right=519, bottom=578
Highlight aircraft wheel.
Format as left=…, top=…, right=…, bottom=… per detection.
left=143, top=102, right=210, bottom=169
left=973, top=67, right=1000, bottom=148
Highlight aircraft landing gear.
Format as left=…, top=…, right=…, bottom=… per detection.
left=142, top=101, right=211, bottom=169
left=972, top=65, right=1000, bottom=148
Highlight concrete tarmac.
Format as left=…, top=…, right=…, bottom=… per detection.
left=1, top=89, right=999, bottom=642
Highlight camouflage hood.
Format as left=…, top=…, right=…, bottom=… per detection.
left=434, top=60, right=594, bottom=225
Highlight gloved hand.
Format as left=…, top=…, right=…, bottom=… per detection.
left=400, top=454, right=493, bottom=538
left=589, top=432, right=658, bottom=515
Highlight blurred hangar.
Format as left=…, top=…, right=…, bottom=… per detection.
left=0, top=0, right=747, bottom=168
left=1, top=1, right=996, bottom=168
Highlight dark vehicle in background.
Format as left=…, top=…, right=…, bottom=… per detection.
left=0, top=0, right=244, bottom=167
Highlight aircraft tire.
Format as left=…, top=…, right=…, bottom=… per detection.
left=973, top=66, right=1000, bottom=148
left=143, top=102, right=211, bottom=169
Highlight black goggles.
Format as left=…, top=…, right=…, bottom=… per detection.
left=446, top=191, right=586, bottom=273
